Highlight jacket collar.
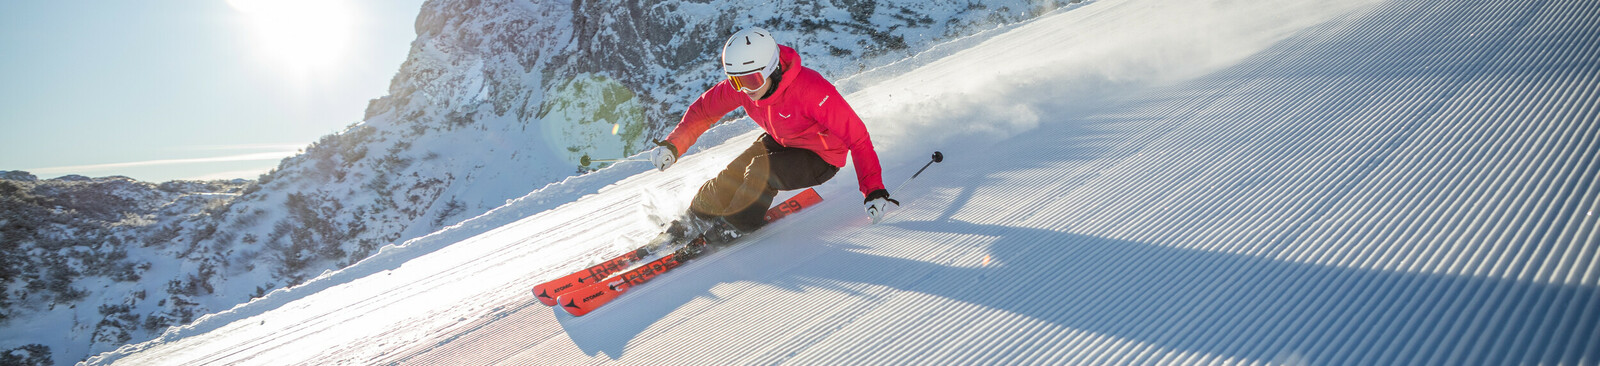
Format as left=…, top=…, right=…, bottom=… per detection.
left=753, top=45, right=804, bottom=107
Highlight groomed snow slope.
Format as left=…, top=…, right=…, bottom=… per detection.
left=90, top=0, right=1599, bottom=364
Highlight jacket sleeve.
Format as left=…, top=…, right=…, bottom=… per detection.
left=664, top=81, right=744, bottom=156
left=810, top=85, right=887, bottom=197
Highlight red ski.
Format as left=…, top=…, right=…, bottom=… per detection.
left=531, top=247, right=651, bottom=306
left=557, top=240, right=701, bottom=316
left=533, top=188, right=823, bottom=307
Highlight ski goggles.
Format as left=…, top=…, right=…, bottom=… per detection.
left=727, top=70, right=767, bottom=92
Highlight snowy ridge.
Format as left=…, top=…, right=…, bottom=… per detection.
left=90, top=0, right=1597, bottom=364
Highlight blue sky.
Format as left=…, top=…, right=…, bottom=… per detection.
left=0, top=0, right=427, bottom=182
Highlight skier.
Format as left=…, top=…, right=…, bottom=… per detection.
left=649, top=27, right=897, bottom=243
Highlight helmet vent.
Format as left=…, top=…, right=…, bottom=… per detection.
left=721, top=27, right=779, bottom=77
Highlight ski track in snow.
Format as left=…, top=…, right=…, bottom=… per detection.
left=88, top=0, right=1600, bottom=364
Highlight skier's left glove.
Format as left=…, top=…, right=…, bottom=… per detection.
left=650, top=140, right=678, bottom=172
left=864, top=189, right=899, bottom=224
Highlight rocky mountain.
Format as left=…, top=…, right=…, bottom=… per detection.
left=0, top=172, right=249, bottom=310
left=1, top=0, right=1078, bottom=363
left=0, top=172, right=248, bottom=363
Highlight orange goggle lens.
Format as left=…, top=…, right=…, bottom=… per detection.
left=728, top=71, right=766, bottom=92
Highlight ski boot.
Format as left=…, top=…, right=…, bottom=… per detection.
left=664, top=211, right=747, bottom=248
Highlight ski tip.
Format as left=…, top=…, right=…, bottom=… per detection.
left=560, top=297, right=593, bottom=317
left=533, top=287, right=559, bottom=306
left=557, top=282, right=622, bottom=317
left=533, top=276, right=589, bottom=307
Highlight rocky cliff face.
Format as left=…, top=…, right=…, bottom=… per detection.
left=0, top=0, right=1078, bottom=363
left=384, top=0, right=1075, bottom=165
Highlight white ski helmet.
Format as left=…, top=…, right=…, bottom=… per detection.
left=722, top=27, right=780, bottom=92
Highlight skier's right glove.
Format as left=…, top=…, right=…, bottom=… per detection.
left=650, top=140, right=678, bottom=172
left=864, top=189, right=899, bottom=224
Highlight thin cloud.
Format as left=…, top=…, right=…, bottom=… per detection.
left=28, top=151, right=298, bottom=175
left=175, top=143, right=306, bottom=152
left=183, top=168, right=276, bottom=181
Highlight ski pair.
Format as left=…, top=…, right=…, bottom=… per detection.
left=531, top=188, right=824, bottom=314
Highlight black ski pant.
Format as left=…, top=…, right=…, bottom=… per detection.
left=690, top=133, right=839, bottom=232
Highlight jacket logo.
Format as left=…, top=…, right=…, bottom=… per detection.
left=778, top=112, right=792, bottom=118
left=818, top=95, right=830, bottom=106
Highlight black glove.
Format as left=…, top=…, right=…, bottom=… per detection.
left=863, top=189, right=899, bottom=205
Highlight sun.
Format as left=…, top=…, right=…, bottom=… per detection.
left=228, top=0, right=357, bottom=77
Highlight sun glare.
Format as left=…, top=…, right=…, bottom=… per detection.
left=228, top=0, right=357, bottom=78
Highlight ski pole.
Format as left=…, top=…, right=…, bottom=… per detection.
left=876, top=151, right=942, bottom=223
left=580, top=155, right=648, bottom=166
left=892, top=151, right=944, bottom=194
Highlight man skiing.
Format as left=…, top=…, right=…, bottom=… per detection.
left=648, top=27, right=897, bottom=242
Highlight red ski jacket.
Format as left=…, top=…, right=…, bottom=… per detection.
left=664, top=45, right=886, bottom=197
